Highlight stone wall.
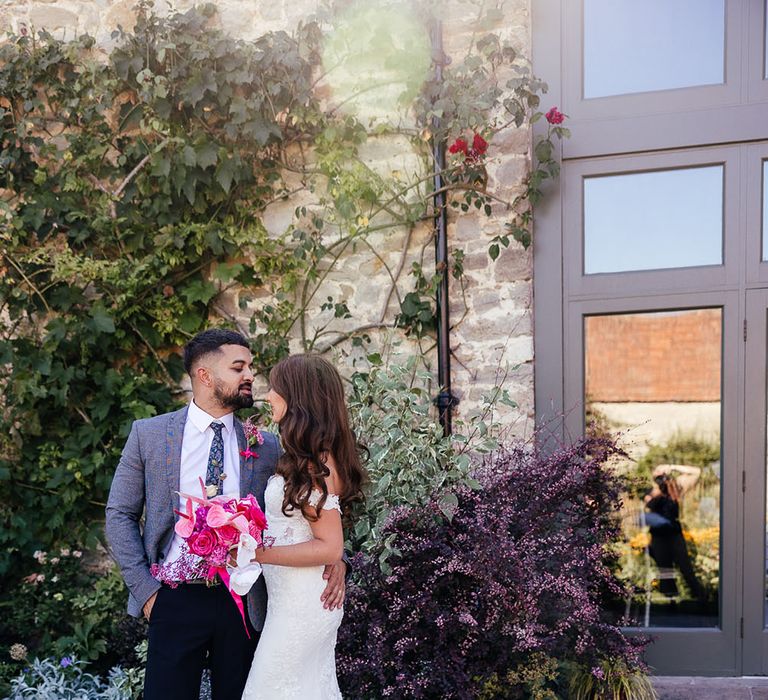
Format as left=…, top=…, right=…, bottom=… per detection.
left=1, top=0, right=535, bottom=437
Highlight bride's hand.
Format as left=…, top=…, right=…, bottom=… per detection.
left=321, top=560, right=346, bottom=610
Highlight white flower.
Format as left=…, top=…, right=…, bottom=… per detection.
left=50, top=557, right=60, bottom=565
left=9, top=643, right=27, bottom=661
left=73, top=551, right=82, bottom=558
left=53, top=592, right=64, bottom=601
left=59, top=548, right=70, bottom=557
left=51, top=575, right=59, bottom=583
left=33, top=550, right=47, bottom=564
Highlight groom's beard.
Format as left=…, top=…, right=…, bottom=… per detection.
left=213, top=379, right=254, bottom=410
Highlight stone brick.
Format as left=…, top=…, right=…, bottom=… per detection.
left=28, top=5, right=78, bottom=32
left=487, top=155, right=528, bottom=193
left=102, top=0, right=137, bottom=36
left=492, top=125, right=530, bottom=155
left=494, top=246, right=532, bottom=282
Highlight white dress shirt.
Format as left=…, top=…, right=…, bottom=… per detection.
left=163, top=400, right=242, bottom=571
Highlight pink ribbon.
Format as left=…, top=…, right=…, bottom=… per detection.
left=208, top=565, right=250, bottom=639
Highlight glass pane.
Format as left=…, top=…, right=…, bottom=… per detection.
left=585, top=309, right=721, bottom=628
left=584, top=0, right=725, bottom=99
left=763, top=162, right=768, bottom=260
left=584, top=166, right=723, bottom=274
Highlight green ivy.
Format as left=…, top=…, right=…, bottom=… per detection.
left=0, top=4, right=320, bottom=571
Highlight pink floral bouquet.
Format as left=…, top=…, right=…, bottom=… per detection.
left=151, top=478, right=269, bottom=635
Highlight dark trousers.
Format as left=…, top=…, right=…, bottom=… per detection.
left=649, top=531, right=705, bottom=600
left=144, top=583, right=259, bottom=700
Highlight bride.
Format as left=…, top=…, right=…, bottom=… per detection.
left=241, top=354, right=366, bottom=700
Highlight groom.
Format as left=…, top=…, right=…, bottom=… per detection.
left=106, top=329, right=346, bottom=699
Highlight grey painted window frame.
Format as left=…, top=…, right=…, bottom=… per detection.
left=559, top=1, right=766, bottom=159
left=748, top=143, right=768, bottom=280
left=532, top=0, right=768, bottom=676
left=748, top=1, right=768, bottom=99
left=743, top=288, right=768, bottom=673
left=568, top=0, right=736, bottom=115
left=564, top=148, right=739, bottom=296
left=565, top=294, right=740, bottom=674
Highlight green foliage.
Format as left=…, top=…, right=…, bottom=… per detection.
left=346, top=353, right=512, bottom=568
left=634, top=432, right=720, bottom=497
left=475, top=654, right=563, bottom=699
left=0, top=4, right=321, bottom=570
left=0, top=548, right=92, bottom=657
left=567, top=659, right=657, bottom=700
left=59, top=566, right=145, bottom=667
left=0, top=550, right=143, bottom=681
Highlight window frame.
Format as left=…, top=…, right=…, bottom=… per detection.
left=532, top=0, right=768, bottom=675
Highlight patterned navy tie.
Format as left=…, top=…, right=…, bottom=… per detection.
left=205, top=422, right=225, bottom=495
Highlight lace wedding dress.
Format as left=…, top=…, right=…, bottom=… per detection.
left=242, top=474, right=344, bottom=700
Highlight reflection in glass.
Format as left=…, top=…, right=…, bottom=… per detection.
left=585, top=309, right=721, bottom=628
left=584, top=166, right=724, bottom=274
left=763, top=162, right=768, bottom=260
left=584, top=0, right=725, bottom=98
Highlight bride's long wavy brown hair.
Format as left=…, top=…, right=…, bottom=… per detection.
left=269, top=354, right=367, bottom=521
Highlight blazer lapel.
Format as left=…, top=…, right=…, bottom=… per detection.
left=166, top=405, right=188, bottom=522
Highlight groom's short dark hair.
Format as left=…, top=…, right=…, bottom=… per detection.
left=183, top=329, right=250, bottom=375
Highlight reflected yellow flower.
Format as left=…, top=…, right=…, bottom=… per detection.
left=683, top=526, right=720, bottom=547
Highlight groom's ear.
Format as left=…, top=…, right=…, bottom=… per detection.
left=196, top=365, right=213, bottom=388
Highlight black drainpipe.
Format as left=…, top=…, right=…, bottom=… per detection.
left=430, top=19, right=458, bottom=435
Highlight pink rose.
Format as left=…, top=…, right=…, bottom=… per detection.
left=217, top=525, right=240, bottom=547
left=188, top=528, right=217, bottom=557
left=545, top=107, right=565, bottom=125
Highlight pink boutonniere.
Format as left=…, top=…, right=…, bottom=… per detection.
left=240, top=415, right=265, bottom=460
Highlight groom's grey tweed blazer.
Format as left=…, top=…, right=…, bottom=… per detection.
left=105, top=405, right=279, bottom=631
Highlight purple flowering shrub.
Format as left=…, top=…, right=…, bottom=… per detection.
left=337, top=435, right=649, bottom=699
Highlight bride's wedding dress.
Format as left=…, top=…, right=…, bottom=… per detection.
left=242, top=474, right=344, bottom=700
